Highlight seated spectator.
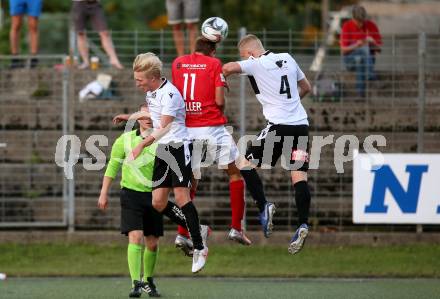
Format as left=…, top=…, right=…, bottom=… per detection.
left=340, top=5, right=382, bottom=97
left=166, top=0, right=200, bottom=56
left=9, top=0, right=42, bottom=68
left=71, top=0, right=123, bottom=69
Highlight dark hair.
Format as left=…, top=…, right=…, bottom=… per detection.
left=352, top=5, right=367, bottom=21
left=195, top=37, right=217, bottom=56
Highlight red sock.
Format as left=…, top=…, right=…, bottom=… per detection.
left=229, top=179, right=245, bottom=231
left=177, top=189, right=196, bottom=238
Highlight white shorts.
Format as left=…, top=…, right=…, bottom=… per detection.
left=188, top=126, right=239, bottom=172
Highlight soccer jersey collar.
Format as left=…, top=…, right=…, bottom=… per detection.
left=260, top=50, right=272, bottom=57
left=158, top=77, right=167, bottom=89
left=147, top=77, right=168, bottom=97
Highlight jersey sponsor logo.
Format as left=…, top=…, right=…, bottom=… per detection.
left=291, top=149, right=309, bottom=162
left=180, top=63, right=207, bottom=70
left=185, top=101, right=202, bottom=112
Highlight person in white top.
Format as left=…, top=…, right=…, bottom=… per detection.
left=113, top=53, right=208, bottom=273
left=223, top=34, right=313, bottom=255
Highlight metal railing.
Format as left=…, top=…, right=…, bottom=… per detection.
left=0, top=31, right=439, bottom=233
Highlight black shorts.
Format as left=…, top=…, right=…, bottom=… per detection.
left=120, top=188, right=163, bottom=237
left=152, top=142, right=192, bottom=189
left=245, top=124, right=310, bottom=171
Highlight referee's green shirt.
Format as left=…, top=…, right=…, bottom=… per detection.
left=104, top=129, right=157, bottom=192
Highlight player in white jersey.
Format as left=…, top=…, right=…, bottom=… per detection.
left=113, top=53, right=208, bottom=273
left=223, top=34, right=313, bottom=254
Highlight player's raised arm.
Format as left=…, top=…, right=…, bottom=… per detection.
left=113, top=111, right=152, bottom=124
left=222, top=62, right=242, bottom=77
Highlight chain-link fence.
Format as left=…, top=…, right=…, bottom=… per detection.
left=0, top=31, right=439, bottom=233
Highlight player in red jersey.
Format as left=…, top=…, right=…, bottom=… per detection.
left=171, top=37, right=253, bottom=253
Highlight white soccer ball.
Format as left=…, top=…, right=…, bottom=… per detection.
left=201, top=17, right=228, bottom=43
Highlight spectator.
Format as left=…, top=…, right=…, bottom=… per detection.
left=166, top=0, right=200, bottom=57
left=9, top=0, right=42, bottom=68
left=71, top=0, right=123, bottom=69
left=340, top=5, right=382, bottom=97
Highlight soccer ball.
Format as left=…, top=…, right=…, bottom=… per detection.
left=201, top=17, right=228, bottom=43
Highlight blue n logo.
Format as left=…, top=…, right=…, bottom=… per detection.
left=365, top=165, right=428, bottom=214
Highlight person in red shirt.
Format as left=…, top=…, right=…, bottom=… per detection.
left=171, top=38, right=274, bottom=254
left=340, top=5, right=382, bottom=97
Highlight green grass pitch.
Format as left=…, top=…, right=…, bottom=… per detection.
left=1, top=277, right=439, bottom=299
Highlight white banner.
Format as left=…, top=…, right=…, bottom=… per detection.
left=353, top=152, right=440, bottom=224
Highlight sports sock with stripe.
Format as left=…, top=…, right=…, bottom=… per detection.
left=162, top=201, right=187, bottom=227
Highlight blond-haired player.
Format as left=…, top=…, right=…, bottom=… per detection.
left=114, top=53, right=209, bottom=273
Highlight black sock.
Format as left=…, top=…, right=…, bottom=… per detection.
left=294, top=181, right=311, bottom=226
left=181, top=201, right=203, bottom=250
left=240, top=169, right=267, bottom=213
left=162, top=201, right=187, bottom=228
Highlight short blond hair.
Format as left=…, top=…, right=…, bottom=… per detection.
left=238, top=34, right=264, bottom=51
left=133, top=52, right=162, bottom=78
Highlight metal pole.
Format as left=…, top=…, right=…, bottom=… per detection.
left=67, top=20, right=76, bottom=232
left=62, top=67, right=69, bottom=227
left=417, top=32, right=426, bottom=234
left=239, top=27, right=247, bottom=230
left=67, top=66, right=76, bottom=233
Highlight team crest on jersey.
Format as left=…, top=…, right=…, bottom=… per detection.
left=275, top=60, right=287, bottom=68
left=176, top=63, right=181, bottom=69
left=151, top=92, right=156, bottom=98
left=169, top=92, right=174, bottom=98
